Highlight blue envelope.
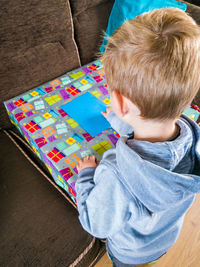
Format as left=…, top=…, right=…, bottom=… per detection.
left=61, top=92, right=111, bottom=137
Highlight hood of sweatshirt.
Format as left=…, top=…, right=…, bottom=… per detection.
left=115, top=115, right=200, bottom=212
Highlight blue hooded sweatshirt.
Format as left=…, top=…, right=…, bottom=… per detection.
left=75, top=112, right=200, bottom=265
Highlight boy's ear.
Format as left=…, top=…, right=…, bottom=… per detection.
left=112, top=90, right=128, bottom=117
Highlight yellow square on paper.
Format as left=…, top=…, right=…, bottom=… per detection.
left=30, top=91, right=39, bottom=97
left=80, top=79, right=88, bottom=85
left=66, top=137, right=76, bottom=145
left=43, top=112, right=52, bottom=119
left=103, top=98, right=111, bottom=105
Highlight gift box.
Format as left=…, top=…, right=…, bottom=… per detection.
left=4, top=60, right=199, bottom=204
left=4, top=60, right=119, bottom=203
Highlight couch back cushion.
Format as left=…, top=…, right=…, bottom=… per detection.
left=70, top=0, right=114, bottom=65
left=0, top=0, right=81, bottom=129
left=184, top=1, right=200, bottom=105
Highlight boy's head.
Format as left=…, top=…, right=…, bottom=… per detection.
left=103, top=8, right=200, bottom=121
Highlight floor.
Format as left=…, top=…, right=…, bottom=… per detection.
left=95, top=194, right=200, bottom=267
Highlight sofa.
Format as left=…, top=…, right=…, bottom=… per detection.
left=0, top=1, right=199, bottom=266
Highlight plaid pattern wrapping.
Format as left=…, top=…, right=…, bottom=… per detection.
left=65, top=154, right=81, bottom=168
left=47, top=148, right=65, bottom=163
left=92, top=141, right=112, bottom=156
left=14, top=98, right=26, bottom=107
left=60, top=89, right=70, bottom=100
left=4, top=59, right=199, bottom=203
left=15, top=112, right=26, bottom=122
left=35, top=137, right=48, bottom=148
left=25, top=121, right=41, bottom=133
left=67, top=86, right=81, bottom=96
left=44, top=87, right=54, bottom=93
left=41, top=126, right=56, bottom=137
left=58, top=109, right=68, bottom=117
left=93, top=75, right=103, bottom=83
left=59, top=167, right=74, bottom=182
left=44, top=95, right=62, bottom=105
left=66, top=118, right=78, bottom=128
left=20, top=103, right=34, bottom=112
left=82, top=132, right=94, bottom=142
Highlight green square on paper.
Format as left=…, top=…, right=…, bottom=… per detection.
left=39, top=118, right=55, bottom=128
left=27, top=95, right=40, bottom=102
left=183, top=107, right=199, bottom=121
left=23, top=94, right=32, bottom=101
left=93, top=60, right=102, bottom=68
left=61, top=76, right=71, bottom=85
left=79, top=84, right=92, bottom=91
left=63, top=143, right=80, bottom=156
left=57, top=141, right=67, bottom=150
left=34, top=116, right=44, bottom=123
left=73, top=82, right=82, bottom=88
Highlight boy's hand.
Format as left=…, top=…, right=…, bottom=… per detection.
left=101, top=106, right=113, bottom=118
left=77, top=155, right=99, bottom=173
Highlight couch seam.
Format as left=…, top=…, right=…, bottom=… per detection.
left=66, top=0, right=81, bottom=67
left=69, top=237, right=96, bottom=267
left=72, top=0, right=110, bottom=18
left=88, top=243, right=106, bottom=267
left=4, top=129, right=77, bottom=209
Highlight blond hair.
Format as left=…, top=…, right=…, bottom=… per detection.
left=102, top=8, right=200, bottom=120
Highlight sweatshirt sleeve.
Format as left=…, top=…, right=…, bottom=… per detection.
left=75, top=163, right=132, bottom=239
left=106, top=111, right=133, bottom=136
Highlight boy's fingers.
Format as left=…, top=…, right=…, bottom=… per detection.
left=88, top=154, right=95, bottom=160
left=84, top=154, right=95, bottom=159
left=77, top=162, right=81, bottom=168
left=77, top=158, right=83, bottom=165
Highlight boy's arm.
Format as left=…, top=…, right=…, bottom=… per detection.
left=105, top=110, right=133, bottom=136
left=75, top=163, right=135, bottom=239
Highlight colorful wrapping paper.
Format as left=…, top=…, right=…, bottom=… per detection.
left=4, top=60, right=116, bottom=203
left=4, top=60, right=199, bottom=204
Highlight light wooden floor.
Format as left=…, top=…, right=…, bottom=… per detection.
left=95, top=194, right=200, bottom=267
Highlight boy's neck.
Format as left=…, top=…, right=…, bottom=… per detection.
left=128, top=117, right=179, bottom=143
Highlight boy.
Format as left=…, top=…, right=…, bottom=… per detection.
left=76, top=8, right=200, bottom=266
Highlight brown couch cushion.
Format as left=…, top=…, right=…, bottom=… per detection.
left=0, top=130, right=105, bottom=266
left=1, top=42, right=79, bottom=129
left=70, top=0, right=114, bottom=65
left=183, top=1, right=200, bottom=105
left=183, top=1, right=200, bottom=24
left=0, top=0, right=81, bottom=129
left=184, top=0, right=200, bottom=6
